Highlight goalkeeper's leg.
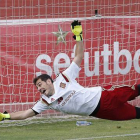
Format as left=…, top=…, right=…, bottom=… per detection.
left=90, top=88, right=140, bottom=120
left=102, top=84, right=140, bottom=102
left=94, top=102, right=139, bottom=120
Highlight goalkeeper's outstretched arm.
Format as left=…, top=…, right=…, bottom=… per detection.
left=73, top=41, right=84, bottom=67
left=0, top=109, right=35, bottom=121
left=71, top=20, right=84, bottom=67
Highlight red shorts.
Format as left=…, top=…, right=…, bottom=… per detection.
left=94, top=85, right=139, bottom=120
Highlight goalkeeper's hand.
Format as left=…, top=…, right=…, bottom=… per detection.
left=0, top=112, right=10, bottom=121
left=71, top=20, right=83, bottom=41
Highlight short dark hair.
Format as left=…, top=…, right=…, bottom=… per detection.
left=33, top=74, right=53, bottom=85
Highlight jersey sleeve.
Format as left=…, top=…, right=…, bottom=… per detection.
left=31, top=99, right=50, bottom=114
left=62, top=61, right=81, bottom=81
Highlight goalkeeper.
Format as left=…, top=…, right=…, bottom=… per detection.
left=1, top=20, right=140, bottom=121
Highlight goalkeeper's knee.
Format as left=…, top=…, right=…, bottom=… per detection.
left=71, top=20, right=83, bottom=41
left=0, top=112, right=10, bottom=121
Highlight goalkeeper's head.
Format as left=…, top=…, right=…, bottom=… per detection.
left=33, top=74, right=54, bottom=98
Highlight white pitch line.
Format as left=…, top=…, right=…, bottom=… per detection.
left=66, top=133, right=140, bottom=140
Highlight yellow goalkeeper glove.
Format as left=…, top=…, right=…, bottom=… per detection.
left=71, top=20, right=83, bottom=41
left=0, top=111, right=10, bottom=121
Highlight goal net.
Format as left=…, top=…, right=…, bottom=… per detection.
left=0, top=0, right=140, bottom=126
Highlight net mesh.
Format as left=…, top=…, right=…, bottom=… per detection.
left=0, top=0, right=140, bottom=126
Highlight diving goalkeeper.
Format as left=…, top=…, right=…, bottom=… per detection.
left=1, top=20, right=140, bottom=121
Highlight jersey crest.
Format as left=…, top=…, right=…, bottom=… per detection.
left=60, top=82, right=66, bottom=89
left=58, top=97, right=63, bottom=104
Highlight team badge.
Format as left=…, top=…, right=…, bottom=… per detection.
left=58, top=97, right=63, bottom=104
left=60, top=82, right=66, bottom=89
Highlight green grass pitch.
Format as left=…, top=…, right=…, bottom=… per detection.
left=0, top=119, right=140, bottom=140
